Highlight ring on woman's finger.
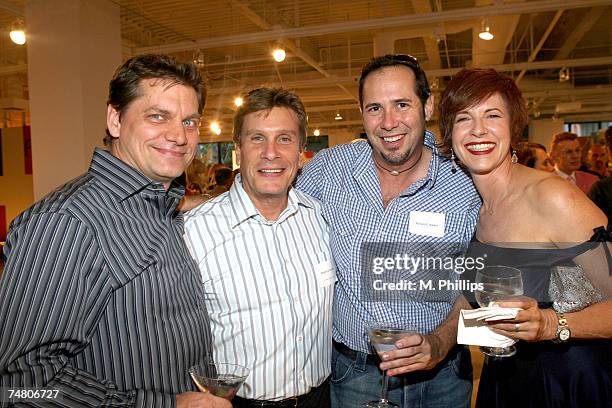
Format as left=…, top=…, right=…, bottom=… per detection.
left=514, top=323, right=520, bottom=332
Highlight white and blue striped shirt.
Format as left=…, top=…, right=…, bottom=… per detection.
left=184, top=175, right=334, bottom=401
left=296, top=132, right=481, bottom=353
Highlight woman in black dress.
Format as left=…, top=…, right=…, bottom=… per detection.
left=438, top=68, right=611, bottom=408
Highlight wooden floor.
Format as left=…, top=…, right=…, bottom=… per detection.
left=470, top=346, right=484, bottom=408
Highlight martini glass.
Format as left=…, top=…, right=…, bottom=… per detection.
left=364, top=323, right=416, bottom=408
left=474, top=265, right=523, bottom=358
left=188, top=361, right=250, bottom=400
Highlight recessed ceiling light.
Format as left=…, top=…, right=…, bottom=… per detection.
left=272, top=48, right=286, bottom=62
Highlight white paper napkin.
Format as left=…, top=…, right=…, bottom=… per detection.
left=457, top=307, right=522, bottom=347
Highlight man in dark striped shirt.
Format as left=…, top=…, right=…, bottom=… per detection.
left=0, top=55, right=229, bottom=408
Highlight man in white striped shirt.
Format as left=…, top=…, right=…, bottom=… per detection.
left=184, top=88, right=334, bottom=408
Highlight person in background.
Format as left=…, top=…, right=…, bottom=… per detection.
left=206, top=166, right=234, bottom=196
left=585, top=143, right=609, bottom=178
left=439, top=67, right=611, bottom=408
left=0, top=54, right=229, bottom=408
left=549, top=132, right=599, bottom=194
left=588, top=127, right=612, bottom=226
left=515, top=142, right=554, bottom=172
left=184, top=88, right=333, bottom=408
left=296, top=54, right=479, bottom=408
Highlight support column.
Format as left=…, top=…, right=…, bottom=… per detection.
left=26, top=0, right=121, bottom=199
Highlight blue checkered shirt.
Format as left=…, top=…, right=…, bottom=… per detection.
left=295, top=132, right=481, bottom=352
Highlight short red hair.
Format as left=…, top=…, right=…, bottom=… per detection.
left=438, top=68, right=528, bottom=157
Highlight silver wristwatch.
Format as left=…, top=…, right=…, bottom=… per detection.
left=553, top=314, right=571, bottom=343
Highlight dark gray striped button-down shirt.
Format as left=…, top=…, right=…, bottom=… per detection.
left=0, top=148, right=212, bottom=407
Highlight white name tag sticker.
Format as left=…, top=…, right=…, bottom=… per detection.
left=314, top=260, right=337, bottom=288
left=408, top=211, right=446, bottom=238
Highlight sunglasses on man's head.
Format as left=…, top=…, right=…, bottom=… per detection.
left=389, top=54, right=420, bottom=69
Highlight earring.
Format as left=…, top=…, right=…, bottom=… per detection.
left=450, top=148, right=458, bottom=172
left=511, top=149, right=518, bottom=164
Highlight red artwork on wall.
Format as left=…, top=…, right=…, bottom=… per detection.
left=23, top=126, right=32, bottom=175
left=0, top=129, right=3, bottom=176
left=0, top=205, right=6, bottom=242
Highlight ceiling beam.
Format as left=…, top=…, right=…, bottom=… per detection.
left=0, top=0, right=23, bottom=17
left=516, top=9, right=565, bottom=83
left=471, top=0, right=524, bottom=67
left=554, top=6, right=606, bottom=60
left=410, top=0, right=441, bottom=69
left=134, top=0, right=611, bottom=55
left=230, top=0, right=358, bottom=101
left=205, top=55, right=612, bottom=95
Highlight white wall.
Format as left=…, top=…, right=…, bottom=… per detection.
left=528, top=119, right=565, bottom=150
left=27, top=0, right=121, bottom=199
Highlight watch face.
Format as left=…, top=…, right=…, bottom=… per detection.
left=559, top=328, right=571, bottom=341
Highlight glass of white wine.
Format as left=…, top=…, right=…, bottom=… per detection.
left=474, top=265, right=523, bottom=358
left=364, top=323, right=416, bottom=408
left=189, top=361, right=249, bottom=401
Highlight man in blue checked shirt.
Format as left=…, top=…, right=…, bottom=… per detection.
left=296, top=55, right=481, bottom=408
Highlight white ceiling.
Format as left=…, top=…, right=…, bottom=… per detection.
left=0, top=0, right=610, bottom=139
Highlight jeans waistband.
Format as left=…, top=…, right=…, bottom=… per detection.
left=332, top=340, right=379, bottom=365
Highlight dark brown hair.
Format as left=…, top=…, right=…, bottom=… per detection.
left=438, top=68, right=528, bottom=157
left=104, top=54, right=205, bottom=146
left=233, top=87, right=307, bottom=148
left=359, top=54, right=430, bottom=109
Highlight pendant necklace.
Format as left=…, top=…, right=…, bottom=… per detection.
left=373, top=151, right=422, bottom=176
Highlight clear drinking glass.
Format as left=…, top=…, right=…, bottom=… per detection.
left=474, top=265, right=524, bottom=358
left=188, top=361, right=250, bottom=400
left=364, top=323, right=415, bottom=408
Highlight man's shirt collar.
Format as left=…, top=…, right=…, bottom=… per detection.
left=555, top=167, right=576, bottom=182
left=89, top=148, right=184, bottom=202
left=228, top=174, right=313, bottom=228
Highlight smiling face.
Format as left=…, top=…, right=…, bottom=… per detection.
left=361, top=66, right=433, bottom=168
left=236, top=107, right=302, bottom=215
left=107, top=79, right=201, bottom=189
left=552, top=139, right=582, bottom=174
left=451, top=93, right=512, bottom=175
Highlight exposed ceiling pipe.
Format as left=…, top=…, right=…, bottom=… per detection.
left=231, top=0, right=358, bottom=101
left=205, top=55, right=612, bottom=95
left=134, top=0, right=611, bottom=55
left=372, top=21, right=475, bottom=58
left=0, top=0, right=23, bottom=17
left=516, top=9, right=565, bottom=83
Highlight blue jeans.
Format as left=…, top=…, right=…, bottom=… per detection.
left=331, top=344, right=472, bottom=408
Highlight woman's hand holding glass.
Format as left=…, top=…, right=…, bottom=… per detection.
left=488, top=296, right=558, bottom=342
left=475, top=266, right=524, bottom=357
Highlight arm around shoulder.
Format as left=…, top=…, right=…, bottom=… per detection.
left=295, top=148, right=331, bottom=199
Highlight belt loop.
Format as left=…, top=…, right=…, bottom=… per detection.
left=355, top=349, right=368, bottom=371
